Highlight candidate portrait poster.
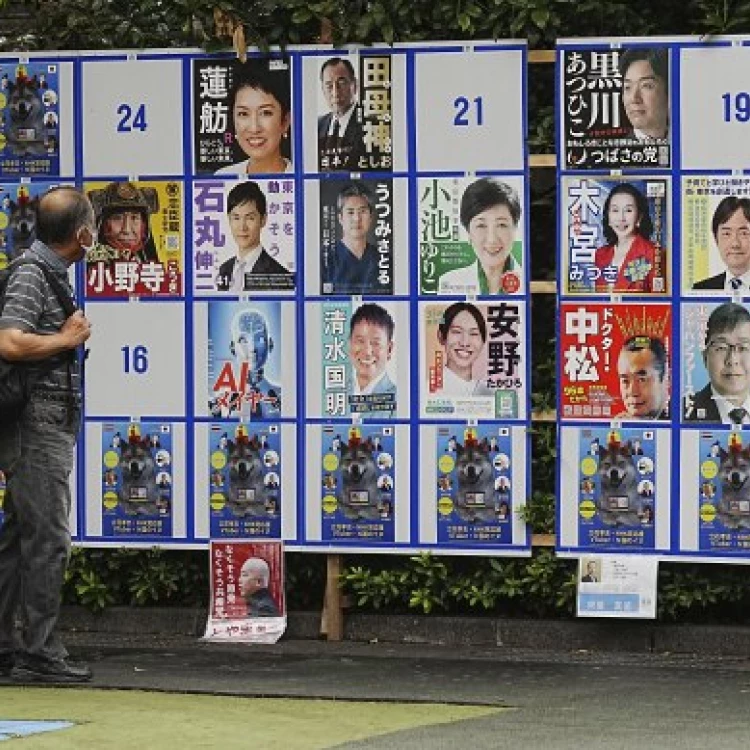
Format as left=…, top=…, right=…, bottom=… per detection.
left=681, top=300, right=750, bottom=425
left=560, top=45, right=671, bottom=171
left=206, top=300, right=283, bottom=420
left=561, top=175, right=670, bottom=296
left=320, top=424, right=395, bottom=544
left=100, top=422, right=173, bottom=538
left=680, top=429, right=750, bottom=556
left=204, top=540, right=286, bottom=643
left=319, top=176, right=394, bottom=296
left=84, top=179, right=183, bottom=298
left=192, top=56, right=293, bottom=175
left=0, top=180, right=71, bottom=268
left=681, top=175, right=750, bottom=295
left=435, top=425, right=515, bottom=545
left=0, top=61, right=64, bottom=176
left=420, top=301, right=527, bottom=420
left=316, top=53, right=394, bottom=173
left=560, top=302, right=672, bottom=421
left=418, top=175, right=525, bottom=296
left=192, top=177, right=295, bottom=295
left=207, top=422, right=282, bottom=539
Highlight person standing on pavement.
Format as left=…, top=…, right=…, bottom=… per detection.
left=0, top=186, right=94, bottom=683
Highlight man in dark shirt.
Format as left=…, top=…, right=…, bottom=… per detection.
left=239, top=557, right=280, bottom=617
left=321, top=181, right=382, bottom=295
left=0, top=186, right=93, bottom=683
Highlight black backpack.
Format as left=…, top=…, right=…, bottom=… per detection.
left=0, top=257, right=78, bottom=421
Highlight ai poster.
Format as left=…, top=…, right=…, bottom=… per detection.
left=192, top=178, right=295, bottom=294
left=560, top=175, right=670, bottom=296
left=560, top=45, right=671, bottom=170
left=560, top=302, right=672, bottom=421
left=421, top=301, right=527, bottom=420
left=207, top=422, right=281, bottom=539
left=207, top=300, right=283, bottom=420
left=100, top=422, right=173, bottom=538
left=418, top=175, right=525, bottom=296
left=0, top=61, right=62, bottom=175
left=435, top=424, right=514, bottom=545
left=320, top=424, right=395, bottom=544
left=84, top=179, right=183, bottom=298
left=204, top=540, right=286, bottom=643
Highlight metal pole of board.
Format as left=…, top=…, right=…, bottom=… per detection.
left=320, top=554, right=344, bottom=641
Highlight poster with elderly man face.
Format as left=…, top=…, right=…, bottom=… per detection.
left=84, top=179, right=183, bottom=298
left=204, top=540, right=285, bottom=643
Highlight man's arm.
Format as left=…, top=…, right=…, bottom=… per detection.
left=0, top=310, right=91, bottom=362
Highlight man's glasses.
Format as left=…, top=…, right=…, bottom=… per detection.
left=706, top=341, right=750, bottom=356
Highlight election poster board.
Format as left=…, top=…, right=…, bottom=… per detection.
left=0, top=42, right=530, bottom=556
left=557, top=35, right=750, bottom=563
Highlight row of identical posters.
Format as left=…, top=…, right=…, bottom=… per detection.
left=0, top=42, right=531, bottom=554
left=557, top=35, right=750, bottom=561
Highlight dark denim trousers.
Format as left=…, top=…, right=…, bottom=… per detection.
left=0, top=396, right=80, bottom=663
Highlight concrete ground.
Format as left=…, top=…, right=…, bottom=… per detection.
left=4, top=632, right=749, bottom=749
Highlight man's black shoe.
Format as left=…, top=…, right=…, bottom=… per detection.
left=11, top=658, right=92, bottom=684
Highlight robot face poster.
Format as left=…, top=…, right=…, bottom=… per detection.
left=100, top=422, right=173, bottom=538
left=0, top=61, right=62, bottom=175
left=207, top=300, right=283, bottom=420
left=320, top=425, right=395, bottom=543
left=574, top=428, right=657, bottom=551
left=84, top=179, right=184, bottom=298
left=208, top=423, right=281, bottom=539
left=435, top=425, right=514, bottom=545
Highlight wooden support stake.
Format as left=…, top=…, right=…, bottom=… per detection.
left=321, top=554, right=344, bottom=641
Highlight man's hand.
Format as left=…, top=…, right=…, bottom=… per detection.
left=61, top=310, right=91, bottom=349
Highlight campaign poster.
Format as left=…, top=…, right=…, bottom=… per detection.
left=316, top=54, right=393, bottom=172
left=192, top=178, right=295, bottom=294
left=320, top=300, right=399, bottom=419
left=0, top=467, right=6, bottom=528
left=314, top=53, right=394, bottom=172
left=421, top=301, right=527, bottom=420
left=561, top=175, right=669, bottom=296
left=577, top=556, right=657, bottom=618
left=560, top=302, right=672, bottom=421
left=691, top=430, right=750, bottom=554
left=0, top=61, right=62, bottom=175
left=207, top=300, right=283, bottom=420
left=435, top=425, right=515, bottom=545
left=204, top=540, right=285, bottom=643
left=0, top=180, right=70, bottom=268
left=84, top=179, right=183, bottom=298
left=192, top=57, right=293, bottom=175
left=320, top=425, right=395, bottom=544
left=418, top=176, right=525, bottom=296
left=319, top=177, right=393, bottom=296
left=560, top=46, right=671, bottom=170
left=681, top=175, right=750, bottom=294
left=100, top=422, right=173, bottom=538
left=573, top=427, right=658, bottom=551
left=681, top=301, right=750, bottom=425
left=208, top=423, right=281, bottom=539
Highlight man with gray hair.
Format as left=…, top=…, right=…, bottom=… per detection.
left=239, top=556, right=280, bottom=617
left=0, top=186, right=93, bottom=682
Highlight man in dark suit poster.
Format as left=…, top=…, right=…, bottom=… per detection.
left=317, top=57, right=364, bottom=172
left=215, top=181, right=292, bottom=292
left=692, top=197, right=750, bottom=293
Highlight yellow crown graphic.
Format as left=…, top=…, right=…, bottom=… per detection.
left=613, top=308, right=669, bottom=341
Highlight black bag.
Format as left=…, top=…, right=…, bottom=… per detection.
left=0, top=258, right=77, bottom=421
